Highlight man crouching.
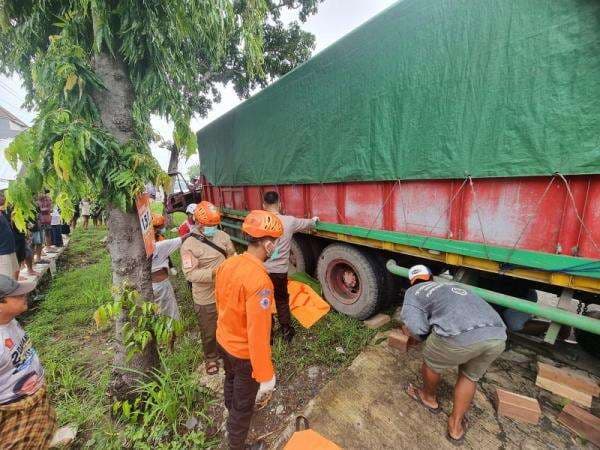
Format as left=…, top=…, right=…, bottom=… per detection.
left=400, top=265, right=506, bottom=445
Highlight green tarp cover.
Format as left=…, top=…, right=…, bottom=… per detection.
left=198, top=0, right=600, bottom=187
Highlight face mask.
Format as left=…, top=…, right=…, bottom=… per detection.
left=203, top=226, right=218, bottom=237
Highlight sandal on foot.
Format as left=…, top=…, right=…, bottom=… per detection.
left=205, top=361, right=219, bottom=375
left=405, top=383, right=441, bottom=414
left=446, top=418, right=468, bottom=446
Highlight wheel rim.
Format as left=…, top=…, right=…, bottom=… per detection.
left=325, top=258, right=361, bottom=305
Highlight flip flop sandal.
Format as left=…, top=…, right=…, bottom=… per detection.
left=405, top=383, right=441, bottom=414
left=446, top=418, right=468, bottom=446
left=205, top=361, right=219, bottom=375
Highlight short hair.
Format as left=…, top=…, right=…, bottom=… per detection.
left=263, top=191, right=279, bottom=205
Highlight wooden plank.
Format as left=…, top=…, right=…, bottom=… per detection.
left=364, top=314, right=391, bottom=329
left=388, top=329, right=409, bottom=353
left=537, top=362, right=599, bottom=397
left=495, top=388, right=541, bottom=425
left=536, top=376, right=592, bottom=408
left=558, top=403, right=600, bottom=447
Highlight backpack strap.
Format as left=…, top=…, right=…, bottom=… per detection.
left=193, top=234, right=228, bottom=258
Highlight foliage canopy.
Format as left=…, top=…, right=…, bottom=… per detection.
left=0, top=0, right=321, bottom=228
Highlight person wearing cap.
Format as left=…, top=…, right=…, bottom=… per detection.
left=214, top=210, right=283, bottom=450
left=178, top=203, right=197, bottom=237
left=0, top=274, right=56, bottom=448
left=262, top=191, right=318, bottom=342
left=400, top=264, right=506, bottom=444
left=181, top=201, right=235, bottom=375
left=151, top=213, right=192, bottom=320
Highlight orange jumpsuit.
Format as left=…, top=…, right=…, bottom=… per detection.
left=215, top=252, right=274, bottom=382
left=214, top=251, right=275, bottom=450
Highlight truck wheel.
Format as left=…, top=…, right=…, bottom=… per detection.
left=289, top=236, right=315, bottom=275
left=317, top=244, right=380, bottom=319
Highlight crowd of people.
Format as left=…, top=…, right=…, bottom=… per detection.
left=0, top=190, right=510, bottom=449
left=0, top=190, right=106, bottom=283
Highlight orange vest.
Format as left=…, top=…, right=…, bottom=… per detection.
left=215, top=252, right=274, bottom=382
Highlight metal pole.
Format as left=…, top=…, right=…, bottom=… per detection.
left=386, top=260, right=600, bottom=336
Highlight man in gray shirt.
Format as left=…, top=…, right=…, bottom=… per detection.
left=262, top=191, right=317, bottom=342
left=400, top=264, right=506, bottom=444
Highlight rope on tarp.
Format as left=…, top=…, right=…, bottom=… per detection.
left=467, top=176, right=492, bottom=262
left=364, top=180, right=400, bottom=239
left=417, top=177, right=469, bottom=252
left=502, top=176, right=556, bottom=267
left=556, top=172, right=600, bottom=255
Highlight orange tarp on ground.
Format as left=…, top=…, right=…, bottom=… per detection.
left=284, top=429, right=342, bottom=450
left=271, top=280, right=330, bottom=328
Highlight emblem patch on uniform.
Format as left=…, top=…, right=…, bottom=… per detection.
left=4, top=338, right=14, bottom=349
left=182, top=253, right=194, bottom=269
left=259, top=297, right=270, bottom=310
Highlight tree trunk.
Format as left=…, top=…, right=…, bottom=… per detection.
left=92, top=50, right=159, bottom=400
left=164, top=143, right=180, bottom=227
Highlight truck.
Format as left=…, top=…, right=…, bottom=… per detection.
left=196, top=0, right=600, bottom=352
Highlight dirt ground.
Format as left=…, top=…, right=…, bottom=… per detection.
left=197, top=331, right=600, bottom=449
left=269, top=335, right=599, bottom=449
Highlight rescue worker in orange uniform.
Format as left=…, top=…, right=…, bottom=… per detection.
left=214, top=210, right=283, bottom=450
left=181, top=201, right=235, bottom=375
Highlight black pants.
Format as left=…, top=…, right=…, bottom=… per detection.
left=269, top=272, right=291, bottom=327
left=218, top=345, right=259, bottom=450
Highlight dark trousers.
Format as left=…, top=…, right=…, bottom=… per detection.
left=218, top=345, right=259, bottom=450
left=194, top=303, right=218, bottom=363
left=50, top=225, right=63, bottom=247
left=269, top=272, right=291, bottom=327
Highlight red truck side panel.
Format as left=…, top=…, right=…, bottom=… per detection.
left=207, top=175, right=600, bottom=260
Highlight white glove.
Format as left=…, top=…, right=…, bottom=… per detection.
left=169, top=267, right=178, bottom=276
left=255, top=375, right=276, bottom=409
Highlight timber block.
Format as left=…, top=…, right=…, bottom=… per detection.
left=558, top=403, right=600, bottom=447
left=536, top=362, right=598, bottom=408
left=388, top=329, right=409, bottom=352
left=537, top=362, right=599, bottom=397
left=494, top=388, right=541, bottom=424
left=363, top=313, right=391, bottom=329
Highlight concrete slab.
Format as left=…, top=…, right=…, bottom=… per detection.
left=18, top=239, right=69, bottom=288
left=274, top=339, right=596, bottom=449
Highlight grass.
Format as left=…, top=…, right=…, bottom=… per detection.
left=149, top=200, right=187, bottom=226
left=20, top=222, right=376, bottom=447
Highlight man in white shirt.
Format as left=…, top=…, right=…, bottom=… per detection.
left=262, top=191, right=318, bottom=342
left=151, top=214, right=192, bottom=320
left=0, top=274, right=56, bottom=448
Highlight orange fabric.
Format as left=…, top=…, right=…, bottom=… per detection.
left=215, top=252, right=275, bottom=382
left=287, top=280, right=330, bottom=328
left=242, top=210, right=283, bottom=238
left=151, top=213, right=165, bottom=227
left=284, top=429, right=342, bottom=450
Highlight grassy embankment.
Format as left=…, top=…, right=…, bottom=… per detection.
left=21, top=213, right=376, bottom=447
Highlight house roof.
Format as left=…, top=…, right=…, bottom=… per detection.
left=0, top=106, right=28, bottom=128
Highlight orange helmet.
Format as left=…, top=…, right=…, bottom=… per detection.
left=194, top=201, right=221, bottom=226
left=242, top=210, right=283, bottom=239
left=152, top=213, right=165, bottom=228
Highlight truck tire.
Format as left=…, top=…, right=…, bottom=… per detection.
left=288, top=236, right=315, bottom=275
left=317, top=244, right=380, bottom=319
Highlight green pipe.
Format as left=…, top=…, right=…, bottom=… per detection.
left=230, top=235, right=248, bottom=246
left=386, top=260, right=600, bottom=336
left=221, top=220, right=242, bottom=230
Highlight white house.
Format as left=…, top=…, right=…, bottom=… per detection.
left=0, top=106, right=28, bottom=190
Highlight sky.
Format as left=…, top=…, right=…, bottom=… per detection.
left=0, top=0, right=397, bottom=176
